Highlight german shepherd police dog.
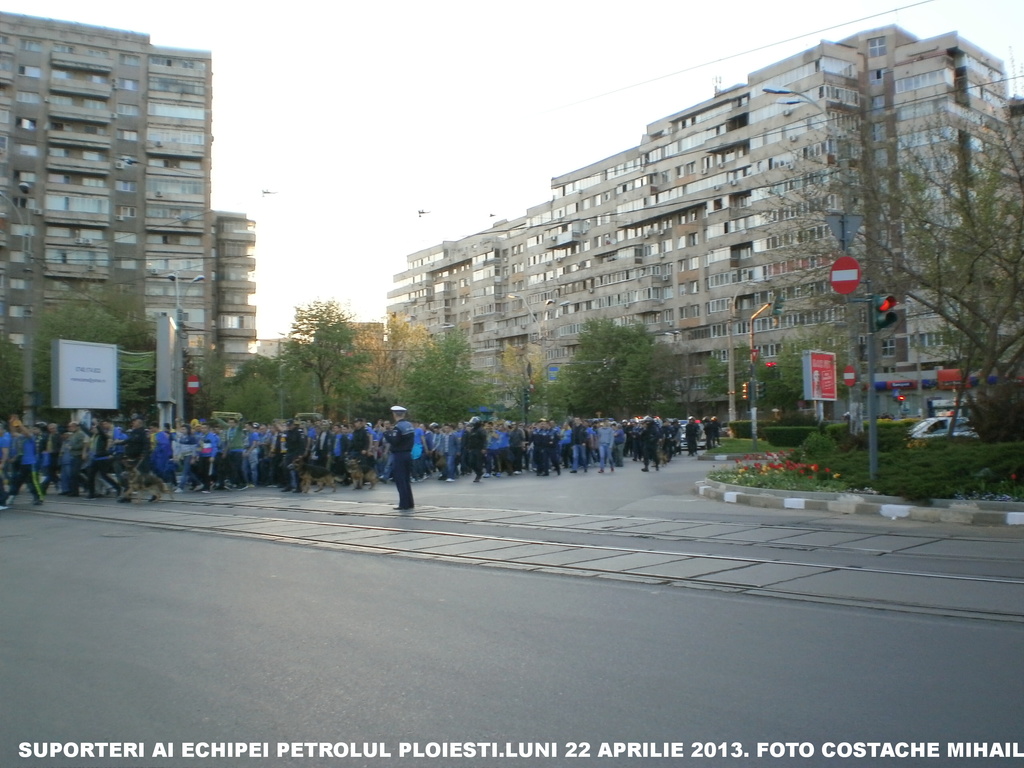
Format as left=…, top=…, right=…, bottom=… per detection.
left=345, top=457, right=378, bottom=490
left=293, top=456, right=337, bottom=493
left=123, top=464, right=171, bottom=502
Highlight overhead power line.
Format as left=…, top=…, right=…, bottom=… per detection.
left=545, top=0, right=938, bottom=113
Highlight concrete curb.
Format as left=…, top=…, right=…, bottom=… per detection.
left=694, top=479, right=1024, bottom=527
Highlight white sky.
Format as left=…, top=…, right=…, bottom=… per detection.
left=9, top=0, right=1023, bottom=337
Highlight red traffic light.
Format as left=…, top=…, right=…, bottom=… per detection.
left=873, top=294, right=899, bottom=330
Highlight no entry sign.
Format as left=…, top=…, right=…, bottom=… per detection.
left=843, top=365, right=857, bottom=386
left=830, top=255, right=861, bottom=295
left=186, top=374, right=201, bottom=394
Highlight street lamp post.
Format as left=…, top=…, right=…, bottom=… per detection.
left=507, top=294, right=555, bottom=421
left=1, top=184, right=39, bottom=423
left=167, top=272, right=205, bottom=424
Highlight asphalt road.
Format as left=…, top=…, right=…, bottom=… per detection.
left=2, top=459, right=1022, bottom=768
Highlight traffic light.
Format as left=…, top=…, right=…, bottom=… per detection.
left=741, top=382, right=749, bottom=399
left=770, top=292, right=785, bottom=316
left=872, top=294, right=899, bottom=330
left=756, top=381, right=767, bottom=399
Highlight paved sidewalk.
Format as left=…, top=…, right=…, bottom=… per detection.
left=21, top=495, right=1024, bottom=623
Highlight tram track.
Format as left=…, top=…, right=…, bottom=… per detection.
left=27, top=495, right=1024, bottom=624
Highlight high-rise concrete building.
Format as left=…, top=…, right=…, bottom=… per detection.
left=387, top=25, right=1009, bottom=419
left=0, top=13, right=256, bottom=412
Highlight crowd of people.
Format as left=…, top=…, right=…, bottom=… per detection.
left=0, top=411, right=724, bottom=510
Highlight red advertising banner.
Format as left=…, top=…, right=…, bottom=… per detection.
left=802, top=350, right=837, bottom=401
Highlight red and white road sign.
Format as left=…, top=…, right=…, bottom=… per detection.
left=830, top=255, right=861, bottom=295
left=186, top=374, right=201, bottom=395
left=843, top=365, right=857, bottom=387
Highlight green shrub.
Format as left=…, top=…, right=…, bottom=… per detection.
left=729, top=420, right=751, bottom=439
left=799, top=430, right=839, bottom=462
left=878, top=420, right=915, bottom=452
left=762, top=426, right=818, bottom=447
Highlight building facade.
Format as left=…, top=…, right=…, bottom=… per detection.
left=387, top=26, right=1009, bottom=419
left=0, top=13, right=256, bottom=410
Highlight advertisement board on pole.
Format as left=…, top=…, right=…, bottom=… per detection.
left=51, top=339, right=119, bottom=410
left=802, top=350, right=837, bottom=402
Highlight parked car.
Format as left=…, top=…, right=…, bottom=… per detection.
left=909, top=416, right=977, bottom=439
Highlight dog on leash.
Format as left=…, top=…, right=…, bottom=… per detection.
left=123, top=465, right=171, bottom=502
left=292, top=456, right=337, bottom=493
left=345, top=457, right=378, bottom=490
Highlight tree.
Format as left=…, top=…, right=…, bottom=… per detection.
left=220, top=354, right=307, bottom=423
left=351, top=314, right=429, bottom=420
left=865, top=105, right=1024, bottom=439
left=549, top=319, right=669, bottom=418
left=401, top=330, right=491, bottom=424
left=0, top=338, right=24, bottom=417
left=281, top=300, right=368, bottom=420
left=35, top=286, right=155, bottom=419
left=494, top=343, right=548, bottom=421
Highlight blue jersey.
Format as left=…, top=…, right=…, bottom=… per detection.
left=18, top=434, right=37, bottom=466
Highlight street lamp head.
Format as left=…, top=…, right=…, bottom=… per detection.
left=191, top=275, right=205, bottom=284
left=18, top=181, right=32, bottom=194
left=762, top=87, right=794, bottom=95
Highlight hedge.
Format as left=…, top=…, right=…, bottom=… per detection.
left=762, top=426, right=818, bottom=447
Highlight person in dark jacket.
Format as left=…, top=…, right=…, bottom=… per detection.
left=86, top=421, right=121, bottom=499
left=384, top=406, right=416, bottom=510
left=640, top=418, right=662, bottom=472
left=463, top=416, right=488, bottom=482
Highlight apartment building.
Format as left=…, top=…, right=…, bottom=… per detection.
left=387, top=25, right=1008, bottom=418
left=0, top=13, right=256, bottom=401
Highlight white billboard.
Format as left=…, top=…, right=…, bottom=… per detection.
left=51, top=339, right=119, bottom=410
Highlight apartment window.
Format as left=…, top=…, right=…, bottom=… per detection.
left=120, top=54, right=140, bottom=66
left=53, top=44, right=74, bottom=53
left=17, top=118, right=37, bottom=130
left=16, top=92, right=42, bottom=103
left=18, top=144, right=39, bottom=156
left=117, top=78, right=140, bottom=91
left=117, top=129, right=139, bottom=141
left=867, top=37, right=887, bottom=57
left=872, top=122, right=887, bottom=142
left=881, top=338, right=896, bottom=357
left=116, top=181, right=136, bottom=192
left=117, top=104, right=140, bottom=116
left=18, top=65, right=42, bottom=77
left=21, top=40, right=43, bottom=52
left=117, top=205, right=136, bottom=218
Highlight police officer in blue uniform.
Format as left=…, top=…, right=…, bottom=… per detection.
left=385, top=405, right=415, bottom=511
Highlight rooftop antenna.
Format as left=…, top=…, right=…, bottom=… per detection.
left=713, top=75, right=722, bottom=96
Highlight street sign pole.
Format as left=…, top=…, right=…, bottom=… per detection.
left=863, top=280, right=880, bottom=480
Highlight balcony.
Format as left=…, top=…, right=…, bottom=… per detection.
left=47, top=128, right=112, bottom=150
left=48, top=103, right=113, bottom=125
left=46, top=155, right=111, bottom=176
left=44, top=260, right=110, bottom=281
left=549, top=229, right=582, bottom=249
left=49, top=77, right=112, bottom=100
left=50, top=51, right=113, bottom=74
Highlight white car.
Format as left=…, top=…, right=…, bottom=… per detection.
left=909, top=416, right=977, bottom=439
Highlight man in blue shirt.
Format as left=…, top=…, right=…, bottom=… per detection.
left=0, top=421, right=12, bottom=509
left=9, top=421, right=44, bottom=505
